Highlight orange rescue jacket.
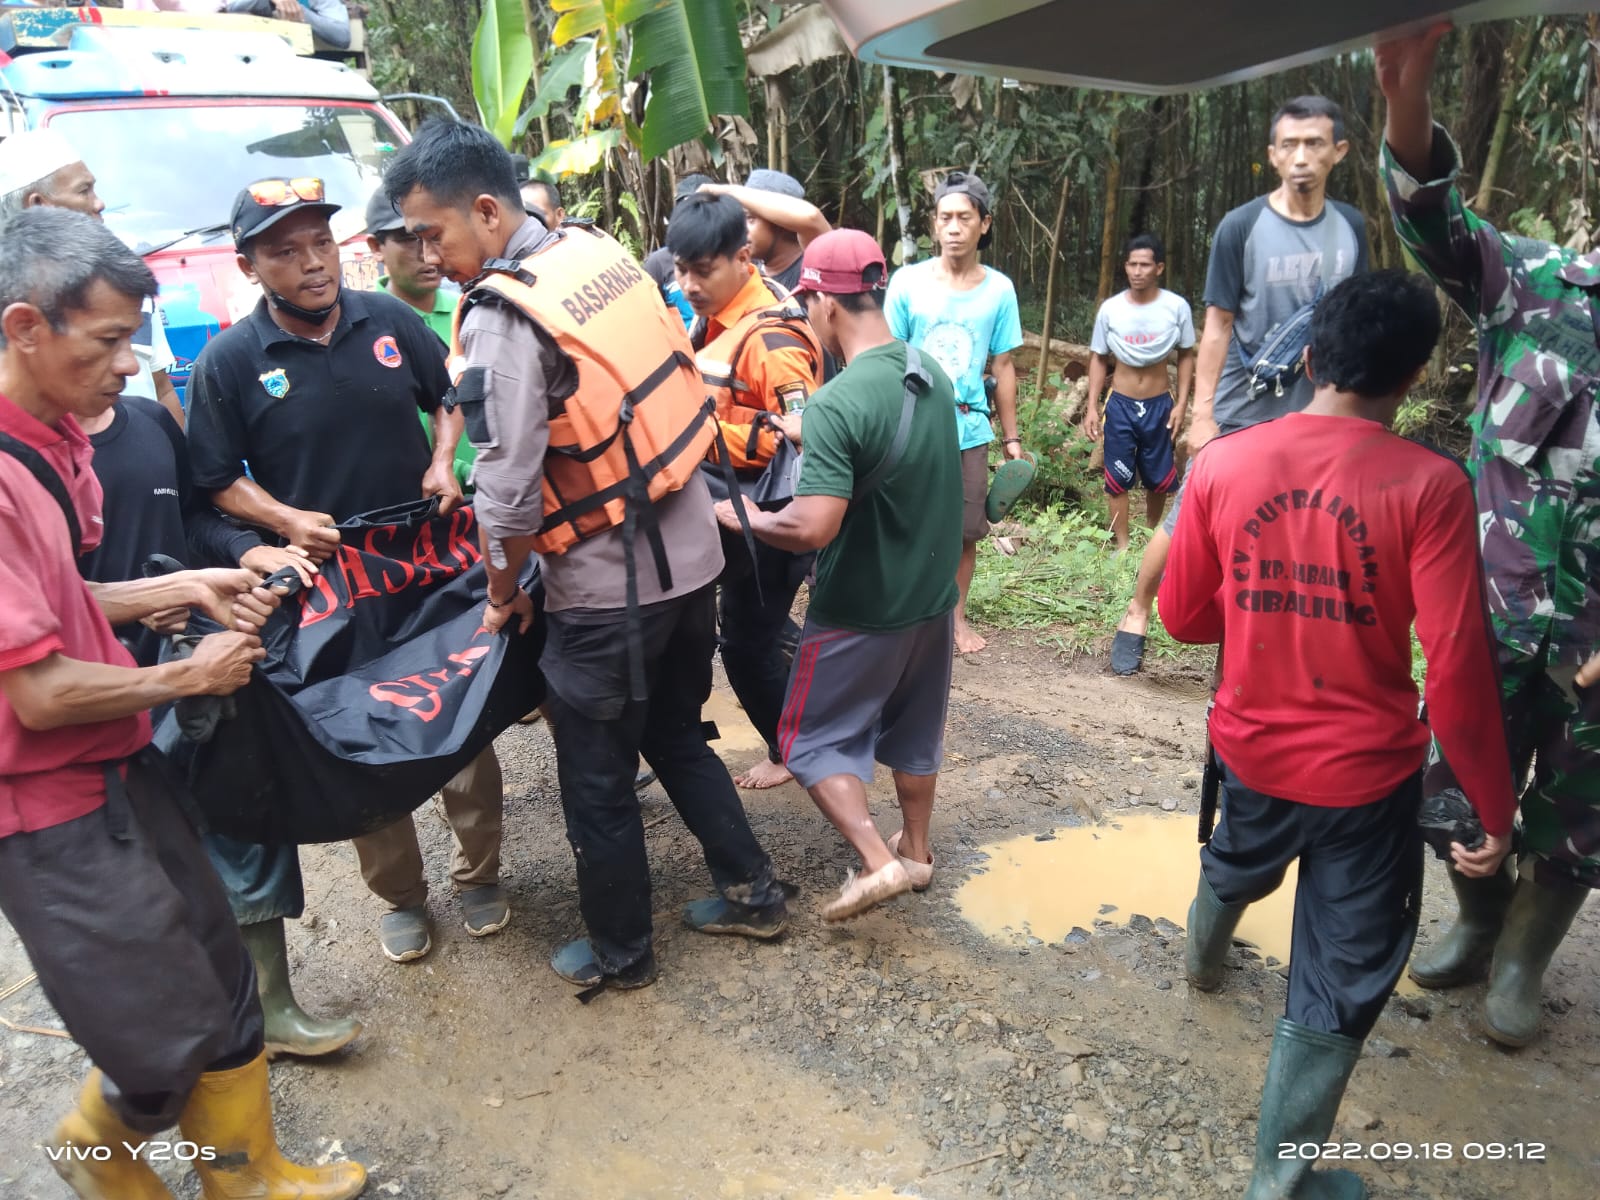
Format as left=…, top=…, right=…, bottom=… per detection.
left=694, top=269, right=822, bottom=472
left=449, top=223, right=716, bottom=561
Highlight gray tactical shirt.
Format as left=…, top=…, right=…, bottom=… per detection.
left=459, top=218, right=723, bottom=614
left=1202, top=195, right=1369, bottom=431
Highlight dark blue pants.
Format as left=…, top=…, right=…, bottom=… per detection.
left=718, top=530, right=810, bottom=762
left=542, top=585, right=785, bottom=973
left=1202, top=760, right=1423, bottom=1039
left=203, top=834, right=305, bottom=925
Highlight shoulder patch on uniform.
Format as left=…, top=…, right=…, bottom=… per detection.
left=373, top=335, right=404, bottom=369
left=259, top=368, right=290, bottom=399
left=775, top=381, right=811, bottom=410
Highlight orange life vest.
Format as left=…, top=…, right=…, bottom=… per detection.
left=694, top=273, right=822, bottom=469
left=448, top=223, right=716, bottom=559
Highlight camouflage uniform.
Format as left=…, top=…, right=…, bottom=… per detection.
left=1385, top=126, right=1600, bottom=890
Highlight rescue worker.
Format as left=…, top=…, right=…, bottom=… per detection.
left=668, top=191, right=824, bottom=790
left=185, top=178, right=510, bottom=967
left=1160, top=271, right=1514, bottom=1199
left=1378, top=25, right=1595, bottom=1047
left=0, top=205, right=366, bottom=1200
left=386, top=118, right=789, bottom=990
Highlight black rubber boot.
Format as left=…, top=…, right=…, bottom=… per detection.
left=1407, top=859, right=1515, bottom=989
left=1244, top=1018, right=1367, bottom=1199
left=1483, top=866, right=1589, bottom=1047
left=240, top=919, right=364, bottom=1059
left=1185, top=870, right=1247, bottom=992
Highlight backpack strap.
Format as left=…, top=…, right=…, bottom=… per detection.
left=853, top=346, right=930, bottom=507
left=0, top=430, right=81, bottom=554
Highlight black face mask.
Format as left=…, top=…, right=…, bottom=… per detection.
left=266, top=283, right=341, bottom=327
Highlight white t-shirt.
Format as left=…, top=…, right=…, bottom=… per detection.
left=121, top=297, right=176, bottom=403
left=1089, top=288, right=1196, bottom=368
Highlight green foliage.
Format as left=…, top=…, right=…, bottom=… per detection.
left=1508, top=206, right=1559, bottom=242
left=471, top=0, right=534, bottom=148
left=515, top=40, right=589, bottom=138
left=569, top=188, right=645, bottom=255
left=1015, top=377, right=1093, bottom=507
left=628, top=0, right=749, bottom=161
left=1392, top=391, right=1436, bottom=438
left=533, top=0, right=748, bottom=176
left=968, top=507, right=1185, bottom=660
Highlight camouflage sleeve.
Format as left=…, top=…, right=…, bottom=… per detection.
left=1382, top=124, right=1514, bottom=322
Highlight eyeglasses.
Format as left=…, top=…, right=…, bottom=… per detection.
left=246, top=177, right=327, bottom=207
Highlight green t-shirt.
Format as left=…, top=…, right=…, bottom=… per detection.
left=796, top=340, right=962, bottom=632
left=381, top=277, right=476, bottom=490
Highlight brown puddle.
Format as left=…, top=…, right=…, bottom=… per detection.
left=958, top=813, right=1301, bottom=963
left=957, top=814, right=1425, bottom=995
left=704, top=689, right=768, bottom=756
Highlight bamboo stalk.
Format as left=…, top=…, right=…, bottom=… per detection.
left=1034, top=170, right=1073, bottom=396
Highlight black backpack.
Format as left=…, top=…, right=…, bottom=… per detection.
left=0, top=430, right=82, bottom=553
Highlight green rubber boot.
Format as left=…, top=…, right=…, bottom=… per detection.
left=1244, top=1018, right=1368, bottom=1199
left=240, top=919, right=364, bottom=1059
left=1185, top=871, right=1247, bottom=992
left=1407, top=859, right=1515, bottom=989
left=1483, top=867, right=1589, bottom=1048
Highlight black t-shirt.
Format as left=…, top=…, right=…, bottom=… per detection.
left=79, top=397, right=260, bottom=666
left=186, top=289, right=449, bottom=521
left=764, top=256, right=803, bottom=295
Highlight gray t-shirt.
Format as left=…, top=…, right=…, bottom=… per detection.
left=1203, top=196, right=1369, bottom=431
left=1090, top=288, right=1196, bottom=368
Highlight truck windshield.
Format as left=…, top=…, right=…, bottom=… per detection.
left=47, top=102, right=402, bottom=253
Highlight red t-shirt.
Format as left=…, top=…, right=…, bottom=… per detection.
left=0, top=395, right=150, bottom=838
left=1158, top=413, right=1515, bottom=836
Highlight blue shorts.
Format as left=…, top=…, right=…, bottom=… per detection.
left=1102, top=391, right=1178, bottom=496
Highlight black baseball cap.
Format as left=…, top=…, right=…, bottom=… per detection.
left=934, top=170, right=994, bottom=249
left=364, top=186, right=408, bottom=237
left=231, top=177, right=341, bottom=249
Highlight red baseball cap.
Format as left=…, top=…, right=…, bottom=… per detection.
left=792, top=229, right=887, bottom=295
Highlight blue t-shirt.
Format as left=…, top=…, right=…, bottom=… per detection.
left=885, top=260, right=1023, bottom=451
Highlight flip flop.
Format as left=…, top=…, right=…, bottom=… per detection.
left=1110, top=630, right=1146, bottom=676
left=985, top=453, right=1037, bottom=523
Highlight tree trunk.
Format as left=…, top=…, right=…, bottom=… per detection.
left=603, top=158, right=616, bottom=235
left=766, top=78, right=781, bottom=170
left=1368, top=80, right=1401, bottom=270
left=779, top=93, right=791, bottom=176
left=1162, top=97, right=1177, bottom=274
left=1473, top=20, right=1540, bottom=215
left=522, top=0, right=549, bottom=152
left=1034, top=170, right=1073, bottom=395
left=883, top=66, right=916, bottom=265
left=1095, top=117, right=1123, bottom=304
left=1127, top=99, right=1163, bottom=241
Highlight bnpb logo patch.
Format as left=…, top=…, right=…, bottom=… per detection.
left=259, top=368, right=290, bottom=399
left=373, top=335, right=403, bottom=369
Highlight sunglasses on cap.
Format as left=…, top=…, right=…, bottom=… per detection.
left=247, top=177, right=327, bottom=207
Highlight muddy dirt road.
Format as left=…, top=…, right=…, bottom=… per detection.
left=2, top=640, right=1596, bottom=1198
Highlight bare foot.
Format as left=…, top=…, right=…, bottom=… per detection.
left=954, top=618, right=988, bottom=654
left=734, top=758, right=794, bottom=789
left=1115, top=603, right=1150, bottom=638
